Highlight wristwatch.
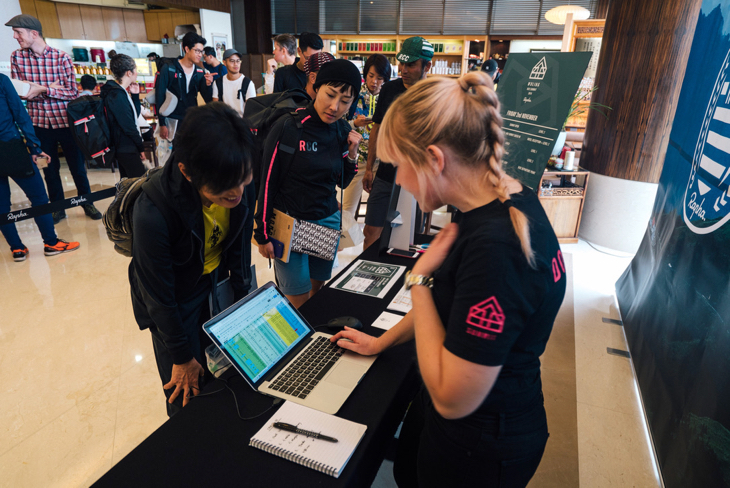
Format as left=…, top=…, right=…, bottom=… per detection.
left=404, top=270, right=434, bottom=290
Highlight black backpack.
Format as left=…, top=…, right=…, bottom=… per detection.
left=67, top=95, right=115, bottom=167
left=102, top=167, right=175, bottom=257
left=242, top=88, right=311, bottom=193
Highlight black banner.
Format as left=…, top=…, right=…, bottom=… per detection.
left=615, top=3, right=730, bottom=487
left=3, top=187, right=115, bottom=224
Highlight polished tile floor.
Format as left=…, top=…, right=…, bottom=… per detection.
left=0, top=165, right=663, bottom=487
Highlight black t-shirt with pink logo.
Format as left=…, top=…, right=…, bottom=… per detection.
left=432, top=187, right=566, bottom=417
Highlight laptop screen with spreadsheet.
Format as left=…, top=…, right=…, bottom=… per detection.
left=204, top=283, right=312, bottom=385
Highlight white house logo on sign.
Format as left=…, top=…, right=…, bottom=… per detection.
left=530, top=57, right=548, bottom=80
left=684, top=49, right=730, bottom=234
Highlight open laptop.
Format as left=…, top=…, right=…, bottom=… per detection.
left=203, top=282, right=377, bottom=414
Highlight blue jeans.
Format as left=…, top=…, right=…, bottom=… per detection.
left=0, top=162, right=57, bottom=249
left=34, top=126, right=92, bottom=202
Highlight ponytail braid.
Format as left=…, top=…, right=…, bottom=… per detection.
left=379, top=71, right=536, bottom=268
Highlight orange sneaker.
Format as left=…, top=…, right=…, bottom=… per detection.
left=44, top=239, right=81, bottom=256
left=12, top=247, right=29, bottom=262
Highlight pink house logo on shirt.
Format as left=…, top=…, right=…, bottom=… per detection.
left=466, top=297, right=505, bottom=340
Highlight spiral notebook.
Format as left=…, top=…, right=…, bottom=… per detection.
left=249, top=401, right=367, bottom=478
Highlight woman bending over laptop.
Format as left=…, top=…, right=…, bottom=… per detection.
left=129, top=103, right=256, bottom=417
left=330, top=72, right=567, bottom=487
left=254, top=60, right=362, bottom=309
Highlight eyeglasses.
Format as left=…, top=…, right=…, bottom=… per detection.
left=193, top=49, right=204, bottom=55
left=227, top=59, right=242, bottom=64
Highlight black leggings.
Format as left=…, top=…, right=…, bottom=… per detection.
left=393, top=388, right=549, bottom=488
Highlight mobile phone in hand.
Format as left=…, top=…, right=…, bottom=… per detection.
left=35, top=156, right=49, bottom=169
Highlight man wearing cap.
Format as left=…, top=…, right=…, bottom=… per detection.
left=212, top=49, right=255, bottom=117
left=362, top=36, right=432, bottom=250
left=6, top=14, right=101, bottom=224
left=482, top=58, right=501, bottom=83
left=303, top=51, right=335, bottom=99
left=273, top=32, right=323, bottom=93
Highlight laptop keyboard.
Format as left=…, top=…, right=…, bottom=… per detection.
left=269, top=336, right=345, bottom=399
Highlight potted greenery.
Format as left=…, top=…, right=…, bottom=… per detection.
left=551, top=86, right=612, bottom=156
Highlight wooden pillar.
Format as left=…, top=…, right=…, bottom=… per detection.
left=244, top=0, right=271, bottom=54
left=580, top=0, right=703, bottom=183
left=596, top=0, right=610, bottom=19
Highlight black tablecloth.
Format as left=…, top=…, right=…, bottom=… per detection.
left=93, top=243, right=421, bottom=488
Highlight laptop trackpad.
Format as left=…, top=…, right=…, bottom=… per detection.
left=326, top=362, right=368, bottom=389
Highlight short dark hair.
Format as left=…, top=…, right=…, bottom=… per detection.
left=182, top=32, right=206, bottom=52
left=274, top=34, right=297, bottom=56
left=147, top=52, right=159, bottom=59
left=80, top=75, right=97, bottom=91
left=174, top=103, right=254, bottom=195
left=363, top=54, right=391, bottom=82
left=110, top=54, right=136, bottom=81
left=314, top=81, right=355, bottom=99
left=298, top=32, right=323, bottom=52
left=203, top=46, right=216, bottom=57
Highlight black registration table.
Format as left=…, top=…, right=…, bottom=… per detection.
left=93, top=244, right=420, bottom=488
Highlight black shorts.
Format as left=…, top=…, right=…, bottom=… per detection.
left=364, top=176, right=393, bottom=227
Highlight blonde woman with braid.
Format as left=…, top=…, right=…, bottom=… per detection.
left=330, top=71, right=566, bottom=487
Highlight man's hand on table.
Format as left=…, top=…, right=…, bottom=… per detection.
left=164, top=358, right=205, bottom=407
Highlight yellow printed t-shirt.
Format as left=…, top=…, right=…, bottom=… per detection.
left=202, top=204, right=230, bottom=275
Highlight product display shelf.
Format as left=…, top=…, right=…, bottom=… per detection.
left=339, top=51, right=397, bottom=55
left=323, top=35, right=478, bottom=78
left=537, top=167, right=590, bottom=244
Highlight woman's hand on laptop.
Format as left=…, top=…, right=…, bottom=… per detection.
left=330, top=328, right=381, bottom=356
left=164, top=358, right=205, bottom=407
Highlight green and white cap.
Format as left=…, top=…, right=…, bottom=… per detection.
left=396, top=37, right=434, bottom=63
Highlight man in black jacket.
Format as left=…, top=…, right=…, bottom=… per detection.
left=101, top=53, right=146, bottom=177
left=130, top=103, right=255, bottom=416
left=156, top=32, right=214, bottom=141
left=273, top=32, right=323, bottom=93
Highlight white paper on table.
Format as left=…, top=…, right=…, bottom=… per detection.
left=372, top=311, right=404, bottom=331
left=387, top=286, right=412, bottom=313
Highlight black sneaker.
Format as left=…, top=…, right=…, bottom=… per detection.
left=12, top=247, right=29, bottom=262
left=52, top=210, right=66, bottom=224
left=83, top=204, right=102, bottom=220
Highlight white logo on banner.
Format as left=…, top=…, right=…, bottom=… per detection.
left=684, top=48, right=730, bottom=234
left=530, top=57, right=548, bottom=80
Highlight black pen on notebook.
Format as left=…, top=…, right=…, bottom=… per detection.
left=273, top=422, right=339, bottom=443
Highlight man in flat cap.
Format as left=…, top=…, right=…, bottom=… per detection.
left=6, top=14, right=101, bottom=223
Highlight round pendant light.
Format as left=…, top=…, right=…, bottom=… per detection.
left=545, top=5, right=591, bottom=25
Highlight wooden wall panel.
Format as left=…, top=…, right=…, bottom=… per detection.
left=34, top=1, right=62, bottom=39
left=170, top=12, right=189, bottom=32
left=19, top=0, right=37, bottom=18
left=56, top=3, right=84, bottom=39
left=144, top=11, right=160, bottom=41
left=145, top=0, right=229, bottom=14
left=79, top=6, right=106, bottom=41
left=581, top=0, right=704, bottom=183
left=156, top=12, right=174, bottom=41
left=103, top=8, right=126, bottom=42
left=123, top=10, right=147, bottom=43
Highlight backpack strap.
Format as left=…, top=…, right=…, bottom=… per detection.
left=269, top=112, right=305, bottom=214
left=215, top=76, right=223, bottom=99
left=238, top=77, right=252, bottom=101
